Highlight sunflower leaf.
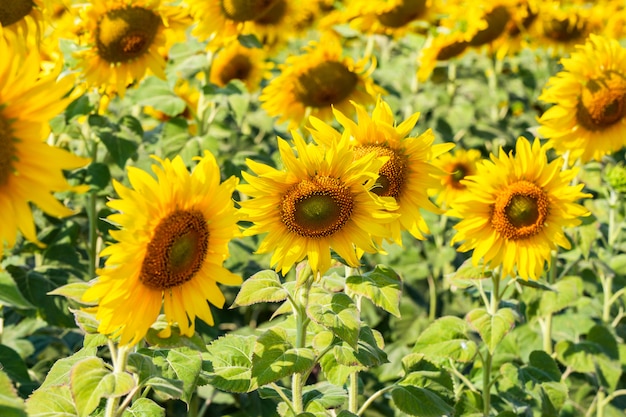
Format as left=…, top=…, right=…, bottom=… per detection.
left=307, top=291, right=360, bottom=349
left=121, top=398, right=164, bottom=417
left=466, top=307, right=516, bottom=354
left=390, top=385, right=454, bottom=417
left=412, top=316, right=478, bottom=363
left=70, top=357, right=135, bottom=417
left=147, top=347, right=202, bottom=404
left=251, top=327, right=315, bottom=386
left=203, top=334, right=257, bottom=393
left=346, top=265, right=402, bottom=317
left=25, top=385, right=76, bottom=417
left=0, top=270, right=34, bottom=309
left=232, top=269, right=289, bottom=307
left=0, top=370, right=27, bottom=417
left=537, top=276, right=583, bottom=316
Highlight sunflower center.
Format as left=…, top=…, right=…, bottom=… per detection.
left=96, top=7, right=161, bottom=64
left=0, top=0, right=34, bottom=26
left=294, top=61, right=359, bottom=108
left=254, top=0, right=286, bottom=25
left=576, top=73, right=626, bottom=131
left=220, top=0, right=275, bottom=22
left=140, top=210, right=210, bottom=290
left=436, top=41, right=468, bottom=60
left=377, top=0, right=427, bottom=28
left=0, top=116, right=17, bottom=187
left=542, top=15, right=585, bottom=41
left=354, top=145, right=407, bottom=198
left=469, top=5, right=511, bottom=46
left=218, top=54, right=253, bottom=85
left=280, top=176, right=354, bottom=238
left=491, top=180, right=549, bottom=240
left=449, top=163, right=468, bottom=189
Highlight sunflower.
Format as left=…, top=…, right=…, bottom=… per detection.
left=416, top=29, right=469, bottom=82
left=448, top=137, right=591, bottom=280
left=0, top=0, right=47, bottom=45
left=538, top=34, right=626, bottom=163
left=209, top=41, right=268, bottom=92
left=309, top=97, right=453, bottom=242
left=238, top=132, right=398, bottom=277
left=431, top=148, right=482, bottom=208
left=82, top=152, right=242, bottom=346
left=260, top=32, right=385, bottom=128
left=74, top=0, right=190, bottom=97
left=0, top=27, right=88, bottom=260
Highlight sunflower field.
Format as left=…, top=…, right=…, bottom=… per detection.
left=2, top=1, right=626, bottom=416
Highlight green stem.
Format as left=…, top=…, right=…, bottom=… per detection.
left=542, top=251, right=557, bottom=354
left=349, top=372, right=359, bottom=414
left=596, top=390, right=606, bottom=417
left=292, top=265, right=313, bottom=414
left=483, top=271, right=501, bottom=417
left=104, top=344, right=132, bottom=417
left=601, top=271, right=613, bottom=324
left=427, top=275, right=437, bottom=321
left=87, top=140, right=99, bottom=278
left=357, top=385, right=395, bottom=416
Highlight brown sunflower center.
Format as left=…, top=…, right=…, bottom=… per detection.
left=280, top=176, right=354, bottom=238
left=254, top=0, right=286, bottom=25
left=96, top=7, right=161, bottom=64
left=140, top=210, right=210, bottom=290
left=576, top=73, right=626, bottom=131
left=354, top=145, right=407, bottom=198
left=220, top=0, right=275, bottom=22
left=377, top=0, right=427, bottom=29
left=0, top=0, right=34, bottom=27
left=218, top=53, right=253, bottom=85
left=491, top=180, right=549, bottom=240
left=448, top=163, right=469, bottom=190
left=436, top=41, right=468, bottom=60
left=542, top=15, right=585, bottom=42
left=294, top=61, right=358, bottom=108
left=469, top=5, right=511, bottom=46
left=0, top=116, right=17, bottom=187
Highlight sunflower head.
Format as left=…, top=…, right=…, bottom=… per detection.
left=432, top=148, right=482, bottom=207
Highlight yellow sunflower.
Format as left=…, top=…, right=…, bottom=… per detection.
left=0, top=27, right=88, bottom=260
left=416, top=29, right=469, bottom=82
left=74, top=0, right=190, bottom=97
left=82, top=152, right=242, bottom=346
left=538, top=34, right=626, bottom=163
left=260, top=32, right=385, bottom=128
left=209, top=41, right=268, bottom=92
left=309, top=97, right=454, bottom=242
left=238, top=132, right=398, bottom=277
left=0, top=0, right=47, bottom=44
left=431, top=148, right=482, bottom=208
left=448, top=137, right=591, bottom=280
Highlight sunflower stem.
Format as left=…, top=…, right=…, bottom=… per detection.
left=541, top=251, right=558, bottom=355
left=87, top=140, right=100, bottom=279
left=482, top=271, right=501, bottom=417
left=292, top=264, right=313, bottom=414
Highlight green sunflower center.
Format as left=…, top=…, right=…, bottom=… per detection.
left=354, top=145, right=407, bottom=198
left=294, top=61, right=359, bottom=108
left=96, top=7, right=161, bottom=64
left=218, top=53, right=253, bottom=85
left=491, top=180, right=549, bottom=240
left=280, top=176, right=354, bottom=238
left=469, top=5, right=511, bottom=46
left=254, top=0, right=286, bottom=25
left=0, top=116, right=17, bottom=187
left=140, top=210, right=210, bottom=290
left=577, top=73, right=626, bottom=131
left=542, top=14, right=585, bottom=42
left=220, top=0, right=275, bottom=22
left=0, top=0, right=34, bottom=27
left=377, top=0, right=427, bottom=29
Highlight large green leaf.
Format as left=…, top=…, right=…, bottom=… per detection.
left=232, top=269, right=289, bottom=307
left=346, top=265, right=402, bottom=317
left=0, top=345, right=31, bottom=386
left=307, top=291, right=360, bottom=349
left=390, top=385, right=454, bottom=417
left=0, top=270, right=33, bottom=309
left=70, top=357, right=135, bottom=417
left=121, top=398, right=164, bottom=417
left=413, top=316, right=478, bottom=362
left=203, top=334, right=257, bottom=393
left=39, top=347, right=98, bottom=389
left=146, top=347, right=202, bottom=404
left=0, top=370, right=27, bottom=417
left=537, top=276, right=583, bottom=316
left=251, top=327, right=315, bottom=386
left=466, top=308, right=516, bottom=354
left=26, top=386, right=76, bottom=417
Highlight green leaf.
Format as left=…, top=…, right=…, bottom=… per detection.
left=84, top=162, right=111, bottom=191
left=251, top=327, right=315, bottom=386
left=466, top=308, right=516, bottom=354
left=70, top=357, right=135, bottom=417
left=100, top=133, right=138, bottom=169
left=537, top=276, right=583, bottom=316
left=307, top=291, right=360, bottom=349
left=0, top=345, right=31, bottom=386
left=121, top=398, right=164, bottom=417
left=48, top=282, right=91, bottom=303
left=0, top=370, right=27, bottom=417
left=132, top=77, right=187, bottom=116
left=204, top=334, right=257, bottom=393
left=346, top=264, right=402, bottom=317
left=0, top=270, right=34, bottom=309
left=390, top=385, right=454, bottom=417
left=128, top=353, right=158, bottom=385
left=147, top=347, right=202, bottom=404
left=400, top=356, right=454, bottom=396
left=143, top=377, right=184, bottom=401
left=413, top=316, right=478, bottom=362
left=26, top=386, right=76, bottom=417
left=39, top=347, right=98, bottom=389
left=303, top=382, right=347, bottom=410
left=336, top=412, right=358, bottom=417
left=232, top=269, right=289, bottom=307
